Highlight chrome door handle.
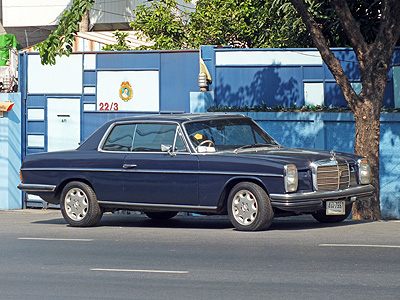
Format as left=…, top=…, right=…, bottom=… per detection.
left=123, top=164, right=137, bottom=169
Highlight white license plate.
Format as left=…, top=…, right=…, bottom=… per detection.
left=326, top=201, right=345, bottom=215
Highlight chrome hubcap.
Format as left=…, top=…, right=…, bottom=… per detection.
left=232, top=190, right=258, bottom=226
left=65, top=188, right=89, bottom=221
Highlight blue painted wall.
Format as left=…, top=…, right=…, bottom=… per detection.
left=0, top=93, right=22, bottom=209
left=17, top=48, right=400, bottom=218
left=20, top=50, right=199, bottom=156
left=202, top=46, right=399, bottom=108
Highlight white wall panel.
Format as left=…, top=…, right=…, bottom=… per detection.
left=4, top=0, right=195, bottom=27
left=84, top=54, right=96, bottom=70
left=27, top=109, right=44, bottom=120
left=216, top=51, right=323, bottom=66
left=27, top=135, right=44, bottom=148
left=47, top=98, right=81, bottom=151
left=84, top=87, right=96, bottom=94
left=97, top=71, right=159, bottom=112
left=304, top=83, right=324, bottom=106
left=3, top=0, right=72, bottom=27
left=27, top=55, right=83, bottom=94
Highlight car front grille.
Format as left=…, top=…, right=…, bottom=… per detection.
left=312, top=159, right=350, bottom=191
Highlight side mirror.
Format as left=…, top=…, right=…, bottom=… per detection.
left=161, top=144, right=176, bottom=156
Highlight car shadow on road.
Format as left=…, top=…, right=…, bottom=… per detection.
left=32, top=211, right=375, bottom=231
left=98, top=213, right=234, bottom=230
left=96, top=213, right=375, bottom=231
left=270, top=216, right=374, bottom=231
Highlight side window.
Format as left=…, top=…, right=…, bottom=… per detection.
left=103, top=124, right=136, bottom=151
left=132, top=123, right=178, bottom=152
left=175, top=133, right=187, bottom=152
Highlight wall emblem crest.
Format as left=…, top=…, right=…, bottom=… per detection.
left=119, top=81, right=133, bottom=102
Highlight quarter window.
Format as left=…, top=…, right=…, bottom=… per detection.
left=103, top=124, right=135, bottom=151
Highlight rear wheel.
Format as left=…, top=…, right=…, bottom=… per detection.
left=227, top=182, right=274, bottom=231
left=144, top=211, right=178, bottom=220
left=60, top=181, right=103, bottom=227
left=312, top=204, right=352, bottom=223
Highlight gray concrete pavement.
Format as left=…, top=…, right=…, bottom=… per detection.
left=0, top=209, right=399, bottom=300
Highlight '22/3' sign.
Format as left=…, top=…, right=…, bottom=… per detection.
left=99, top=102, right=119, bottom=111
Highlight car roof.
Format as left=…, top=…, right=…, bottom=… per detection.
left=77, top=113, right=248, bottom=151
left=109, top=113, right=247, bottom=123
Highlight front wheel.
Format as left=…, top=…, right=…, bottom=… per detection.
left=227, top=182, right=274, bottom=231
left=312, top=204, right=352, bottom=223
left=60, top=181, right=103, bottom=227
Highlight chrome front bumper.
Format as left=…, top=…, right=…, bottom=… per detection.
left=270, top=184, right=375, bottom=210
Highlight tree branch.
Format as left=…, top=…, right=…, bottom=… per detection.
left=330, top=0, right=368, bottom=57
left=374, top=0, right=400, bottom=52
left=35, top=0, right=95, bottom=65
left=289, top=0, right=358, bottom=109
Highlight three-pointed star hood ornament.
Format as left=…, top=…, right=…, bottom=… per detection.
left=330, top=150, right=337, bottom=161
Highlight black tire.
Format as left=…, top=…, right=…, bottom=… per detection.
left=144, top=211, right=178, bottom=220
left=227, top=182, right=274, bottom=231
left=60, top=181, right=103, bottom=227
left=312, top=204, right=352, bottom=223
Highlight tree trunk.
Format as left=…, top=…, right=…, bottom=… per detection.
left=352, top=99, right=381, bottom=220
left=288, top=0, right=400, bottom=220
left=79, top=9, right=90, bottom=32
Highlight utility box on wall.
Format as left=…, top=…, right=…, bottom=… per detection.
left=0, top=93, right=21, bottom=209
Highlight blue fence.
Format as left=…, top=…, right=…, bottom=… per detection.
left=15, top=48, right=400, bottom=217
left=201, top=46, right=400, bottom=109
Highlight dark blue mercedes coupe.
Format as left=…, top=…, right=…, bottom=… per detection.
left=18, top=113, right=374, bottom=231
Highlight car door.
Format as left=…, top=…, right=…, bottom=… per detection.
left=121, top=122, right=199, bottom=206
left=92, top=122, right=134, bottom=202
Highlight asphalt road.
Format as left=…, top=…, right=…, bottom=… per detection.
left=0, top=209, right=399, bottom=300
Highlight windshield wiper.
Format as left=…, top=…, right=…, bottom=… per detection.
left=234, top=143, right=278, bottom=154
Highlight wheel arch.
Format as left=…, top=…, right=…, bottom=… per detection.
left=55, top=177, right=95, bottom=202
left=217, top=176, right=270, bottom=213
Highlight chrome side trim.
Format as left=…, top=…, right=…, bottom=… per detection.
left=18, top=184, right=56, bottom=193
left=20, top=167, right=282, bottom=178
left=20, top=167, right=122, bottom=173
left=270, top=184, right=374, bottom=204
left=199, top=171, right=281, bottom=177
left=97, top=201, right=218, bottom=212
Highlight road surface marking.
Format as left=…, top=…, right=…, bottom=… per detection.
left=19, top=237, right=94, bottom=242
left=319, top=243, right=400, bottom=249
left=90, top=268, right=189, bottom=274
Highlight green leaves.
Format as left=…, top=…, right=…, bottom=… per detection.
left=130, top=0, right=311, bottom=50
left=102, top=30, right=131, bottom=51
left=37, top=0, right=388, bottom=63
left=130, top=0, right=190, bottom=50
left=130, top=0, right=389, bottom=50
left=35, top=0, right=95, bottom=65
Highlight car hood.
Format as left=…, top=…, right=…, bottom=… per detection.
left=227, top=147, right=360, bottom=170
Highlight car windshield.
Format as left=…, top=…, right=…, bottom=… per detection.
left=184, top=117, right=279, bottom=152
